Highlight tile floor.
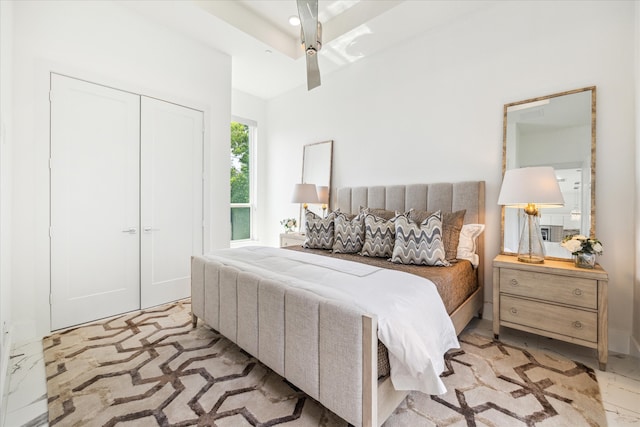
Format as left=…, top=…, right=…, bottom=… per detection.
left=3, top=318, right=639, bottom=427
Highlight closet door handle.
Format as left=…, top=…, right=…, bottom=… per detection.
left=143, top=227, right=160, bottom=233
left=121, top=228, right=137, bottom=234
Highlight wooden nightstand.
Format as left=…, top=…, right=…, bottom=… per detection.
left=279, top=232, right=306, bottom=247
left=493, top=254, right=608, bottom=370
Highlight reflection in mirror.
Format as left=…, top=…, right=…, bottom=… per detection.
left=502, top=87, right=596, bottom=260
left=301, top=140, right=333, bottom=222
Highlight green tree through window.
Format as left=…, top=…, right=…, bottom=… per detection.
left=230, top=121, right=252, bottom=240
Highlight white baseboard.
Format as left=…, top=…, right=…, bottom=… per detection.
left=630, top=335, right=640, bottom=359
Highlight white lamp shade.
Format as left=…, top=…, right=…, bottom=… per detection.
left=498, top=166, right=564, bottom=208
left=291, top=183, right=319, bottom=204
left=316, top=186, right=329, bottom=204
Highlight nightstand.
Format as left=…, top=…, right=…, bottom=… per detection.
left=493, top=254, right=608, bottom=370
left=279, top=232, right=306, bottom=247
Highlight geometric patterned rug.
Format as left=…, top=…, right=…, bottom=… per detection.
left=43, top=300, right=605, bottom=426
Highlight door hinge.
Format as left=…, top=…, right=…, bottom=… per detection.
left=49, top=90, right=53, bottom=102
left=49, top=226, right=52, bottom=238
left=49, top=294, right=52, bottom=305
left=49, top=158, right=52, bottom=169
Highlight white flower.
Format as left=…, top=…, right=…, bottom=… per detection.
left=574, top=235, right=587, bottom=241
left=562, top=239, right=583, bottom=253
left=592, top=242, right=603, bottom=253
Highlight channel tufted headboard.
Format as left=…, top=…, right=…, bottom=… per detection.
left=336, top=181, right=486, bottom=289
left=336, top=182, right=485, bottom=225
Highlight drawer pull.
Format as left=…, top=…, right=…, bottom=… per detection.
left=510, top=279, right=519, bottom=287
left=510, top=307, right=518, bottom=315
left=573, top=321, right=583, bottom=329
left=573, top=288, right=583, bottom=296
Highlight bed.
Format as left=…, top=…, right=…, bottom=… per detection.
left=191, top=181, right=485, bottom=426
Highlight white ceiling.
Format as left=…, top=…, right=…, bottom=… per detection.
left=121, top=0, right=499, bottom=100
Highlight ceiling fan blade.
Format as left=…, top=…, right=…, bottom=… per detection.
left=297, top=0, right=321, bottom=90
left=306, top=53, right=321, bottom=90
left=297, top=0, right=318, bottom=50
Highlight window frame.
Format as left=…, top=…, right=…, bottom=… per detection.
left=230, top=116, right=257, bottom=243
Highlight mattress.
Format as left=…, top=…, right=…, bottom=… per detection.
left=284, top=245, right=478, bottom=378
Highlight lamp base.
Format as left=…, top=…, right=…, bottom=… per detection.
left=517, top=210, right=546, bottom=264
left=517, top=253, right=545, bottom=264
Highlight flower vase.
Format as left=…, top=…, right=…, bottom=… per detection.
left=574, top=252, right=596, bottom=269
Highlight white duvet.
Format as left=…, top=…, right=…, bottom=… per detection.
left=203, top=246, right=459, bottom=395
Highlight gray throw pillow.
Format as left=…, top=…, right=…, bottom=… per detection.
left=360, top=213, right=397, bottom=258
left=333, top=212, right=365, bottom=254
left=409, top=209, right=466, bottom=261
left=391, top=212, right=449, bottom=266
left=303, top=210, right=337, bottom=250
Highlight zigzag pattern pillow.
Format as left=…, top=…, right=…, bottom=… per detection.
left=360, top=213, right=397, bottom=258
left=391, top=212, right=450, bottom=266
left=333, top=212, right=365, bottom=253
left=303, top=210, right=336, bottom=250
left=409, top=209, right=466, bottom=261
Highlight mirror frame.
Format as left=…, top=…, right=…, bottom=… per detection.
left=500, top=86, right=596, bottom=260
left=301, top=140, right=333, bottom=221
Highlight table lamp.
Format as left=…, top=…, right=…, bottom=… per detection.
left=292, top=183, right=319, bottom=232
left=498, top=166, right=564, bottom=264
left=316, top=186, right=329, bottom=218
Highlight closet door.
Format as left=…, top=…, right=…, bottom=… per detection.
left=140, top=97, right=203, bottom=308
left=50, top=74, right=140, bottom=330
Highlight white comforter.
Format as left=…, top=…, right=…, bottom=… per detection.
left=203, top=246, right=459, bottom=395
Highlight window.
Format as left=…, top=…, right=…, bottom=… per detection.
left=230, top=119, right=256, bottom=241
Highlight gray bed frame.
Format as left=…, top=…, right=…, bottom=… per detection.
left=191, top=181, right=485, bottom=426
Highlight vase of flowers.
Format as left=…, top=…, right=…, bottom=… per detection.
left=280, top=218, right=297, bottom=233
left=561, top=235, right=603, bottom=269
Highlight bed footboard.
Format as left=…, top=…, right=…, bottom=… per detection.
left=191, top=255, right=370, bottom=426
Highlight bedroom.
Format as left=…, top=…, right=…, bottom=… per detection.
left=0, top=0, right=638, bottom=426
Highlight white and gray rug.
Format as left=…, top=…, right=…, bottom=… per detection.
left=44, top=300, right=605, bottom=426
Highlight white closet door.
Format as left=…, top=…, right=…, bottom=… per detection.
left=140, top=97, right=203, bottom=309
left=50, top=74, right=140, bottom=330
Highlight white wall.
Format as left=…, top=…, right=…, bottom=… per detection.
left=0, top=0, right=13, bottom=421
left=11, top=0, right=231, bottom=340
left=263, top=1, right=637, bottom=354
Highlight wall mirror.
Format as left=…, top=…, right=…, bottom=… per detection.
left=501, top=87, right=596, bottom=260
left=301, top=140, right=333, bottom=220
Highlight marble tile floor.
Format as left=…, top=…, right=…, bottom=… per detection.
left=2, top=318, right=639, bottom=427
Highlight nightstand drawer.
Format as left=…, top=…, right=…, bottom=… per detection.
left=500, top=269, right=597, bottom=309
left=500, top=295, right=597, bottom=343
left=281, top=238, right=302, bottom=247
left=280, top=233, right=306, bottom=247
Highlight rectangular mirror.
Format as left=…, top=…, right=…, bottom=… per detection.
left=301, top=140, right=333, bottom=220
left=501, top=87, right=596, bottom=260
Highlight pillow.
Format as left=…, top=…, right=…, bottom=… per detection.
left=409, top=209, right=466, bottom=261
left=391, top=212, right=449, bottom=266
left=456, top=224, right=485, bottom=268
left=360, top=213, right=397, bottom=258
left=359, top=206, right=397, bottom=220
left=333, top=212, right=365, bottom=254
left=303, top=210, right=337, bottom=250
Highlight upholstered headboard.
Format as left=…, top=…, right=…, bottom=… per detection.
left=336, top=182, right=485, bottom=225
left=336, top=181, right=486, bottom=290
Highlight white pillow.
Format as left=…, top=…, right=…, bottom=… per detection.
left=456, top=224, right=485, bottom=268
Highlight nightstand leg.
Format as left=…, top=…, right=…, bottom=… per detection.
left=493, top=334, right=499, bottom=340
left=598, top=343, right=607, bottom=371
